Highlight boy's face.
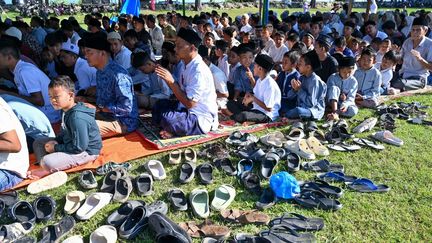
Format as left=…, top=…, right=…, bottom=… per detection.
left=48, top=43, right=62, bottom=57
left=311, top=24, right=320, bottom=36
left=242, top=34, right=250, bottom=43
left=108, top=39, right=123, bottom=55
left=49, top=86, right=74, bottom=110
left=123, top=36, right=137, bottom=50
left=261, top=29, right=271, bottom=39
left=303, top=36, right=313, bottom=47
left=42, top=51, right=54, bottom=62
left=297, top=56, right=311, bottom=75
left=274, top=35, right=284, bottom=47
left=282, top=56, right=295, bottom=72
left=228, top=51, right=239, bottom=65
left=381, top=57, right=394, bottom=70
left=359, top=54, right=375, bottom=70
left=253, top=63, right=262, bottom=76
left=59, top=51, right=77, bottom=67
left=239, top=52, right=254, bottom=67
left=138, top=61, right=155, bottom=74
left=379, top=41, right=391, bottom=53
left=204, top=36, right=214, bottom=47
left=339, top=66, right=355, bottom=80
left=343, top=26, right=353, bottom=37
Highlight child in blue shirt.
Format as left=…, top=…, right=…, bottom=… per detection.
left=354, top=47, right=382, bottom=108
left=285, top=50, right=327, bottom=120
left=326, top=56, right=359, bottom=120
left=276, top=51, right=301, bottom=117
left=231, top=44, right=256, bottom=101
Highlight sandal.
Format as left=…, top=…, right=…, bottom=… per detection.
left=346, top=178, right=390, bottom=193
left=260, top=225, right=316, bottom=242
left=302, top=159, right=344, bottom=173
left=316, top=171, right=357, bottom=183
left=199, top=220, right=231, bottom=239
left=294, top=191, right=342, bottom=211
left=179, top=221, right=201, bottom=238
left=300, top=180, right=344, bottom=198
left=353, top=138, right=385, bottom=150
left=268, top=212, right=324, bottom=231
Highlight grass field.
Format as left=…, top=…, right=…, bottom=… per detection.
left=2, top=93, right=431, bottom=243
left=1, top=5, right=432, bottom=243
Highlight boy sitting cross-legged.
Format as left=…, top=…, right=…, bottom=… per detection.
left=285, top=50, right=327, bottom=120
left=223, top=54, right=281, bottom=124
left=326, top=56, right=359, bottom=120
left=30, top=76, right=102, bottom=179
left=354, top=47, right=382, bottom=108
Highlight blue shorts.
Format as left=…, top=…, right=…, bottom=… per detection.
left=0, top=169, right=23, bottom=192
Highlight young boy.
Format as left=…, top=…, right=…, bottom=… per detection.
left=379, top=50, right=398, bottom=95
left=215, top=40, right=230, bottom=78
left=277, top=51, right=301, bottom=117
left=268, top=31, right=289, bottom=65
left=354, top=47, right=382, bottom=108
left=131, top=52, right=171, bottom=109
left=326, top=56, right=358, bottom=120
left=199, top=46, right=229, bottom=109
left=31, top=76, right=102, bottom=179
left=230, top=44, right=256, bottom=101
left=375, top=38, right=391, bottom=67
left=227, top=46, right=241, bottom=99
left=224, top=54, right=281, bottom=123
left=330, top=37, right=355, bottom=58
left=285, top=50, right=327, bottom=120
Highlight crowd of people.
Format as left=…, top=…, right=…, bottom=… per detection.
left=0, top=7, right=431, bottom=192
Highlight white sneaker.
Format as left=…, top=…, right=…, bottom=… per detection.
left=76, top=192, right=113, bottom=220
left=90, top=225, right=117, bottom=243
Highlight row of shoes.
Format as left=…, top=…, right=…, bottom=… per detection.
left=168, top=185, right=236, bottom=218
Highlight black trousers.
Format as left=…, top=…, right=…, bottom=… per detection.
left=227, top=99, right=271, bottom=123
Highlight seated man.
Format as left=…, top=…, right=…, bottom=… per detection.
left=392, top=17, right=432, bottom=91
left=152, top=28, right=219, bottom=138
left=0, top=39, right=60, bottom=123
left=131, top=51, right=171, bottom=109
left=224, top=54, right=281, bottom=123
left=354, top=47, right=381, bottom=108
left=31, top=76, right=101, bottom=178
left=0, top=97, right=29, bottom=191
left=59, top=41, right=97, bottom=96
left=285, top=50, right=327, bottom=120
left=83, top=34, right=138, bottom=138
left=326, top=56, right=358, bottom=120
left=1, top=94, right=54, bottom=153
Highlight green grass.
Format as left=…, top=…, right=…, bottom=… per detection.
left=3, top=93, right=432, bottom=242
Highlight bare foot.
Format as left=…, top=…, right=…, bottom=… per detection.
left=27, top=168, right=50, bottom=180
left=160, top=130, right=174, bottom=139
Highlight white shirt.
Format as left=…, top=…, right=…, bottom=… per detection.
left=268, top=44, right=289, bottom=63
left=0, top=98, right=29, bottom=178
left=253, top=74, right=281, bottom=121
left=179, top=55, right=219, bottom=132
left=74, top=57, right=97, bottom=92
left=209, top=63, right=228, bottom=94
left=70, top=31, right=81, bottom=45
left=240, top=24, right=253, bottom=33
left=380, top=67, right=393, bottom=90
left=263, top=38, right=275, bottom=53
left=400, top=36, right=432, bottom=79
left=13, top=60, right=60, bottom=122
left=114, top=46, right=132, bottom=70
left=363, top=31, right=388, bottom=43
left=217, top=55, right=230, bottom=79
left=149, top=25, right=164, bottom=55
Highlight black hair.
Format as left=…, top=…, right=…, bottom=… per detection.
left=291, top=42, right=308, bottom=54
left=334, top=37, right=347, bottom=48
left=0, top=39, right=20, bottom=59
left=49, top=75, right=75, bottom=92
left=204, top=32, right=215, bottom=41
left=361, top=47, right=377, bottom=58
left=123, top=29, right=138, bottom=40
left=45, top=31, right=68, bottom=46
left=283, top=50, right=301, bottom=64
left=131, top=51, right=153, bottom=68
left=383, top=50, right=398, bottom=64
left=223, top=27, right=235, bottom=38
left=31, top=16, right=44, bottom=27
left=286, top=32, right=299, bottom=43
